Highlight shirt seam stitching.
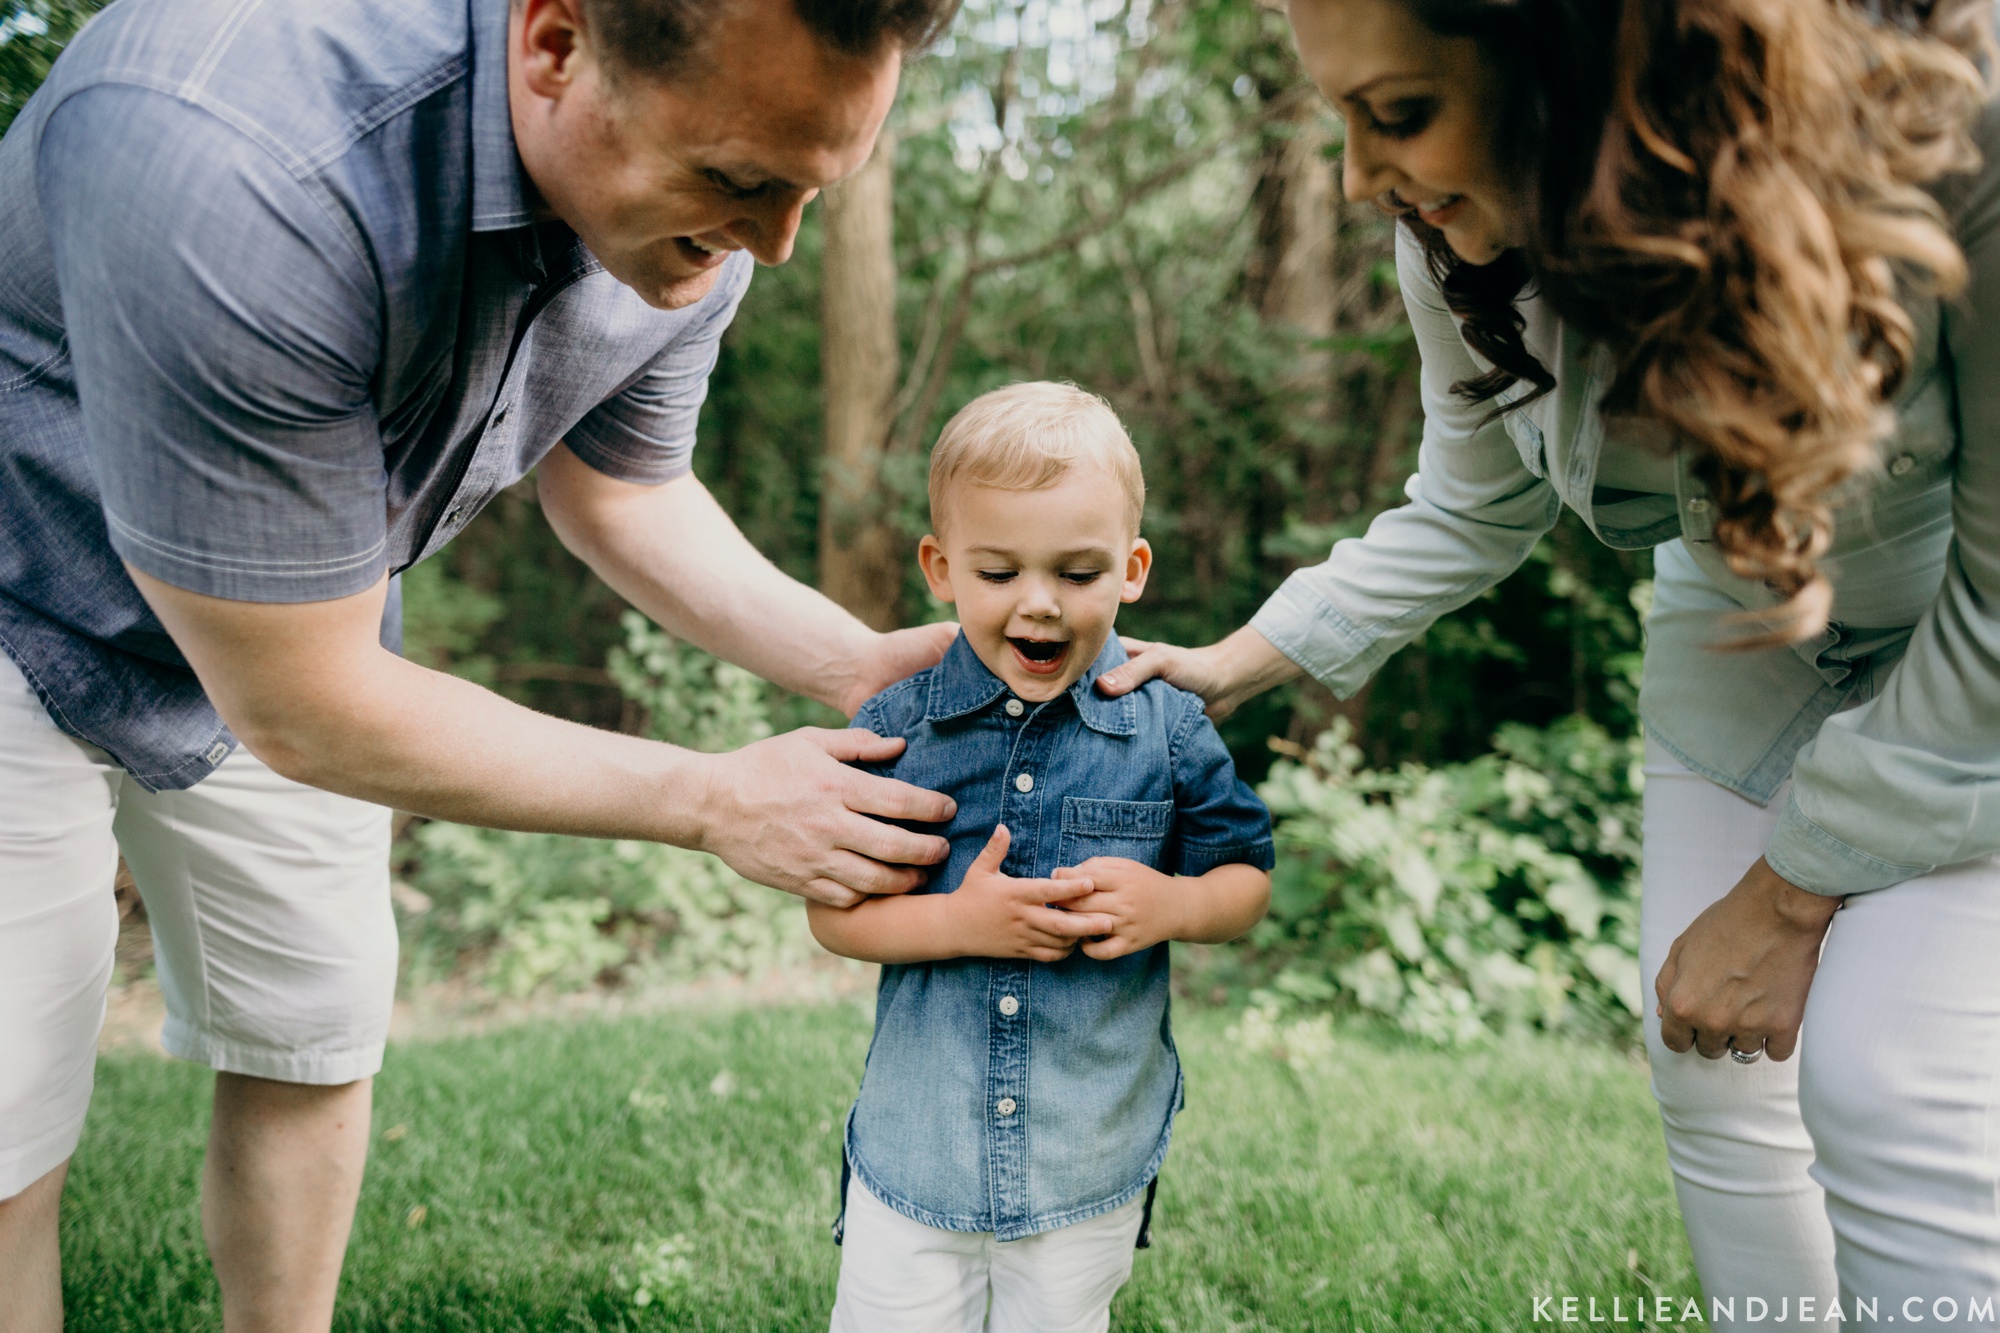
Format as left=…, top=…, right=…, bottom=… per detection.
left=106, top=508, right=388, bottom=575
left=0, top=337, right=69, bottom=394
left=37, top=78, right=382, bottom=281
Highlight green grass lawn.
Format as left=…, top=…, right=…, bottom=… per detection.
left=60, top=1003, right=1705, bottom=1330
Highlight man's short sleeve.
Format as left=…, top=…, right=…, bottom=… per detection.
left=562, top=253, right=752, bottom=484
left=39, top=85, right=388, bottom=603
left=1165, top=691, right=1276, bottom=876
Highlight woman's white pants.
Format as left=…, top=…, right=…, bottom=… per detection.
left=1641, top=740, right=2000, bottom=1330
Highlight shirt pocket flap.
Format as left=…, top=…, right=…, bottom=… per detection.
left=1058, top=797, right=1174, bottom=870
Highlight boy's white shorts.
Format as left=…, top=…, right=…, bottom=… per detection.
left=830, top=1174, right=1145, bottom=1333
left=0, top=653, right=395, bottom=1199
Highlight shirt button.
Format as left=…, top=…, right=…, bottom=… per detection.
left=998, top=995, right=1019, bottom=1016
left=1889, top=452, right=1916, bottom=477
left=492, top=402, right=511, bottom=426
left=1014, top=773, right=1034, bottom=793
left=1005, top=699, right=1025, bottom=718
left=446, top=506, right=464, bottom=525
left=996, top=1097, right=1017, bottom=1117
left=1686, top=497, right=1710, bottom=514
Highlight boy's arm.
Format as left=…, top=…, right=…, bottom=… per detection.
left=1053, top=858, right=1270, bottom=961
left=1171, top=862, right=1272, bottom=943
left=807, top=825, right=1118, bottom=965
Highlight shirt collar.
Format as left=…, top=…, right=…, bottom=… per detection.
left=923, top=633, right=1139, bottom=737
left=470, top=0, right=534, bottom=232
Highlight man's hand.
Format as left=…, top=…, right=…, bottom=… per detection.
left=1655, top=856, right=1844, bottom=1061
left=840, top=622, right=959, bottom=719
left=942, top=826, right=1117, bottom=961
left=694, top=728, right=958, bottom=907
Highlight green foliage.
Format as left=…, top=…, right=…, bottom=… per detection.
left=397, top=614, right=808, bottom=996
left=402, top=822, right=812, bottom=996
left=0, top=0, right=103, bottom=136
left=1251, top=714, right=1646, bottom=1046
left=607, top=610, right=774, bottom=751
left=397, top=561, right=503, bottom=685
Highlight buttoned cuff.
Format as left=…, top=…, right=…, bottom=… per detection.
left=1247, top=574, right=1381, bottom=701
left=1763, top=793, right=1933, bottom=897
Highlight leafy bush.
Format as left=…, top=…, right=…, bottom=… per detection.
left=606, top=610, right=774, bottom=751
left=1, top=0, right=106, bottom=136
left=401, top=824, right=811, bottom=995
left=396, top=613, right=810, bottom=994
left=1248, top=715, right=1644, bottom=1045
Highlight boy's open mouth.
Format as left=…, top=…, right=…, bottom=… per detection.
left=1008, top=636, right=1071, bottom=676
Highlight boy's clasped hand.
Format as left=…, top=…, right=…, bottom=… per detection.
left=944, top=823, right=1203, bottom=963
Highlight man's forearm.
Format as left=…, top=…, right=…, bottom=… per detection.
left=135, top=565, right=713, bottom=841
left=538, top=448, right=876, bottom=710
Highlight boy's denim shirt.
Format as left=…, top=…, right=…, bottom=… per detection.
left=841, top=633, right=1274, bottom=1241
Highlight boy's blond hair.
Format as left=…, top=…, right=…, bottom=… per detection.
left=927, top=382, right=1144, bottom=534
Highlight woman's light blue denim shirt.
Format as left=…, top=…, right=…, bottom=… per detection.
left=841, top=634, right=1274, bottom=1241
left=1250, top=97, right=2000, bottom=897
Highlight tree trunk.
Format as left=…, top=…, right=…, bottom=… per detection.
left=818, top=131, right=905, bottom=631
left=1250, top=93, right=1340, bottom=390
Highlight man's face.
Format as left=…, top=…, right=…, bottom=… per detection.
left=509, top=0, right=902, bottom=309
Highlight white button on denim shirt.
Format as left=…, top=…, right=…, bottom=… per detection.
left=0, top=0, right=752, bottom=790
left=1249, top=110, right=2000, bottom=897
left=840, top=634, right=1274, bottom=1242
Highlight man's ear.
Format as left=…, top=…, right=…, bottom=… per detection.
left=1120, top=538, right=1153, bottom=604
left=516, top=0, right=593, bottom=100
left=918, top=535, right=957, bottom=603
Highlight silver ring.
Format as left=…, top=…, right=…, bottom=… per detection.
left=1728, top=1044, right=1764, bottom=1065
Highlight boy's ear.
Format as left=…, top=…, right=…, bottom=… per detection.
left=918, top=534, right=957, bottom=603
left=1120, top=538, right=1153, bottom=604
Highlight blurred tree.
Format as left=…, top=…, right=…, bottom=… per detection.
left=818, top=129, right=905, bottom=628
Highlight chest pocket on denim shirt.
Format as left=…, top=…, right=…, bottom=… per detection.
left=1057, top=797, right=1173, bottom=871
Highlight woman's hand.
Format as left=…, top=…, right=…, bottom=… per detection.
left=1654, top=857, right=1844, bottom=1061
left=1095, top=625, right=1302, bottom=720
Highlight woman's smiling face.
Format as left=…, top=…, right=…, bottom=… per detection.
left=1287, top=0, right=1519, bottom=265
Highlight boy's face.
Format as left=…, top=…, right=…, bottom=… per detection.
left=919, top=468, right=1152, bottom=702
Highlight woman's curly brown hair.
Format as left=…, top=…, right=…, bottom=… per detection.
left=1396, top=0, right=1990, bottom=642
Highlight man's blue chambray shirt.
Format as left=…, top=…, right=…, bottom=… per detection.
left=842, top=634, right=1275, bottom=1241
left=0, top=0, right=752, bottom=790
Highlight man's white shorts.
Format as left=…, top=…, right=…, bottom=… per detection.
left=0, top=652, right=395, bottom=1198
left=829, top=1174, right=1145, bottom=1333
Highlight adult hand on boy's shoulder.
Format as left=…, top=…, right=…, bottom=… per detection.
left=1052, top=858, right=1192, bottom=960
left=840, top=622, right=960, bottom=718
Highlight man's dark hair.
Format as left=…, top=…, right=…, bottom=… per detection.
left=582, top=0, right=960, bottom=78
